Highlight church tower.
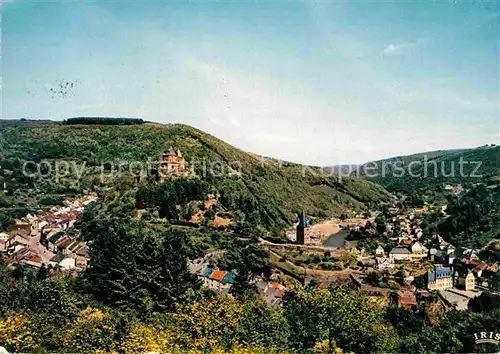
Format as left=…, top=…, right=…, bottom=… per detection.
left=296, top=211, right=308, bottom=245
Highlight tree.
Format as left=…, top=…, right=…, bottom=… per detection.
left=339, top=252, right=356, bottom=268
left=173, top=293, right=244, bottom=351
left=284, top=286, right=397, bottom=353
left=0, top=315, right=36, bottom=352
left=60, top=307, right=118, bottom=353
left=84, top=220, right=199, bottom=314
left=25, top=277, right=78, bottom=319
left=0, top=213, right=14, bottom=232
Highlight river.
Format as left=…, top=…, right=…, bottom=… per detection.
left=323, top=229, right=349, bottom=249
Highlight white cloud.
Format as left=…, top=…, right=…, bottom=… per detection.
left=383, top=38, right=431, bottom=55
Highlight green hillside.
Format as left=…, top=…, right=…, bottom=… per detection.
left=352, top=146, right=499, bottom=194
left=0, top=120, right=391, bottom=233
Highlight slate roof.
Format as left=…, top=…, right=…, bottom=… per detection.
left=298, top=211, right=308, bottom=228
left=390, top=248, right=410, bottom=254
left=201, top=267, right=215, bottom=278
left=50, top=253, right=66, bottom=263
left=427, top=267, right=453, bottom=282
left=221, top=271, right=235, bottom=284
left=47, top=232, right=64, bottom=244
left=377, top=257, right=394, bottom=264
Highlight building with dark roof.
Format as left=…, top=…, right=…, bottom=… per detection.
left=456, top=269, right=475, bottom=291
left=389, top=247, right=411, bottom=261
left=199, top=267, right=236, bottom=294
left=427, top=266, right=453, bottom=291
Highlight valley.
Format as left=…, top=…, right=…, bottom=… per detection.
left=0, top=119, right=498, bottom=354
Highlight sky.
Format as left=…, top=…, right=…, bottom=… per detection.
left=1, top=0, right=499, bottom=165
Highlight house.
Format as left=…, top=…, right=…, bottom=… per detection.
left=446, top=253, right=456, bottom=266
left=59, top=257, right=76, bottom=270
left=46, top=231, right=63, bottom=252
left=23, top=257, right=43, bottom=268
left=375, top=245, right=385, bottom=257
left=19, top=255, right=43, bottom=268
left=6, top=234, right=29, bottom=249
left=456, top=269, right=475, bottom=291
left=389, top=248, right=411, bottom=262
left=400, top=239, right=413, bottom=246
left=396, top=290, right=417, bottom=308
left=207, top=269, right=235, bottom=294
left=445, top=244, right=456, bottom=255
left=487, top=263, right=498, bottom=273
left=49, top=253, right=66, bottom=267
left=49, top=253, right=75, bottom=270
left=444, top=184, right=463, bottom=195
left=376, top=257, right=395, bottom=271
left=75, top=245, right=90, bottom=269
left=13, top=247, right=38, bottom=261
left=473, top=263, right=487, bottom=278
left=198, top=267, right=235, bottom=294
left=428, top=248, right=442, bottom=262
left=11, top=247, right=43, bottom=268
left=55, top=236, right=74, bottom=253
left=0, top=233, right=9, bottom=251
left=12, top=220, right=31, bottom=232
left=410, top=241, right=427, bottom=259
left=199, top=266, right=215, bottom=287
left=417, top=289, right=433, bottom=300
left=427, top=267, right=453, bottom=291
left=439, top=240, right=451, bottom=250
left=255, top=281, right=286, bottom=307
left=433, top=234, right=444, bottom=244
left=463, top=249, right=479, bottom=260
left=63, top=240, right=80, bottom=256
left=9, top=228, right=30, bottom=240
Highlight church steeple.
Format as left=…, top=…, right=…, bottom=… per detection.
left=298, top=211, right=308, bottom=228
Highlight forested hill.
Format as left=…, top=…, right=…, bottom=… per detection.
left=0, top=120, right=391, bottom=233
left=352, top=145, right=499, bottom=194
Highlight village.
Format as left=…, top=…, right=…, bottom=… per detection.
left=0, top=194, right=97, bottom=273
left=259, top=191, right=499, bottom=311
left=186, top=186, right=499, bottom=310
left=1, top=148, right=498, bottom=313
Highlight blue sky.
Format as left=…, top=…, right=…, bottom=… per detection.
left=1, top=0, right=499, bottom=165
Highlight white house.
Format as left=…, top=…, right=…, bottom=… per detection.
left=59, top=257, right=76, bottom=270
left=389, top=248, right=411, bottom=262
left=376, top=257, right=395, bottom=271
left=410, top=241, right=427, bottom=259
left=375, top=245, right=385, bottom=257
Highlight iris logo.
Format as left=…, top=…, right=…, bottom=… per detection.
left=474, top=332, right=500, bottom=345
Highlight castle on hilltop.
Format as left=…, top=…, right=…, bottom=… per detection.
left=137, top=147, right=190, bottom=184
left=157, top=147, right=187, bottom=182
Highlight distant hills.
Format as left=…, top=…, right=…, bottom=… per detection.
left=0, top=120, right=391, bottom=232
left=2, top=119, right=496, bottom=229
left=351, top=145, right=499, bottom=193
